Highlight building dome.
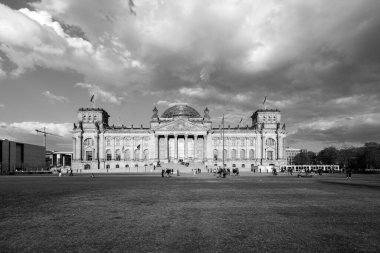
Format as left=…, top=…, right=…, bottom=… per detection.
left=161, top=104, right=201, bottom=118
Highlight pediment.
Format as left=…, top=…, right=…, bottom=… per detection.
left=154, top=119, right=208, bottom=132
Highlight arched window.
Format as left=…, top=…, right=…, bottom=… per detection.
left=231, top=149, right=237, bottom=160
left=240, top=149, right=246, bottom=160
left=85, top=151, right=92, bottom=161
left=84, top=164, right=91, bottom=170
left=213, top=149, right=218, bottom=161
left=134, top=149, right=140, bottom=161
left=106, top=138, right=111, bottom=146
left=266, top=138, right=276, bottom=147
left=116, top=164, right=119, bottom=168
left=106, top=164, right=110, bottom=169
left=115, top=149, right=121, bottom=161
left=143, top=149, right=149, bottom=161
left=267, top=150, right=274, bottom=160
left=88, top=115, right=92, bottom=121
left=84, top=138, right=93, bottom=146
left=249, top=149, right=255, bottom=159
left=124, top=149, right=130, bottom=161
left=106, top=149, right=112, bottom=161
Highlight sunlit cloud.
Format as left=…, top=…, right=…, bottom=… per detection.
left=42, top=90, right=69, bottom=103
left=75, top=82, right=124, bottom=105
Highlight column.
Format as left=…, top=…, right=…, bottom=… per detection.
left=72, top=137, right=76, bottom=160
left=100, top=134, right=104, bottom=162
left=140, top=137, right=144, bottom=160
left=155, top=135, right=159, bottom=160
left=113, top=137, right=116, bottom=161
left=174, top=134, right=178, bottom=161
left=95, top=134, right=99, bottom=160
left=261, top=135, right=265, bottom=160
left=96, top=134, right=100, bottom=169
left=226, top=137, right=230, bottom=161
left=194, top=135, right=198, bottom=160
left=245, top=137, right=248, bottom=161
left=203, top=135, right=207, bottom=161
left=184, top=135, right=188, bottom=160
left=164, top=135, right=168, bottom=161
left=276, top=134, right=279, bottom=160
left=80, top=134, right=83, bottom=161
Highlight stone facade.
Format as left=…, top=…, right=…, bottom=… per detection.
left=72, top=105, right=287, bottom=172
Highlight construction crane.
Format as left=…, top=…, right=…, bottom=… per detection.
left=35, top=127, right=62, bottom=150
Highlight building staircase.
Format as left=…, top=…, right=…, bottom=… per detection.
left=159, top=162, right=207, bottom=173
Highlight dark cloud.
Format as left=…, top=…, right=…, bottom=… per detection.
left=1, top=0, right=380, bottom=150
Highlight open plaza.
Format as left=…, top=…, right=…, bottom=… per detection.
left=1, top=172, right=379, bottom=252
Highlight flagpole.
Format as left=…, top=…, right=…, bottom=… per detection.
left=263, top=93, right=267, bottom=110
left=222, top=114, right=225, bottom=169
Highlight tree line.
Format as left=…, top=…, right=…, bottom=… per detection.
left=293, top=142, right=380, bottom=171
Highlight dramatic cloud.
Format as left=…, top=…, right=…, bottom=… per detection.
left=42, top=90, right=69, bottom=103
left=0, top=121, right=72, bottom=149
left=156, top=100, right=187, bottom=107
left=75, top=82, right=124, bottom=105
left=291, top=113, right=380, bottom=147
left=1, top=0, right=380, bottom=150
left=3, top=121, right=72, bottom=136
left=0, top=3, right=142, bottom=83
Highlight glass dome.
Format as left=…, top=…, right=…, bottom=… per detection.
left=161, top=104, right=201, bottom=118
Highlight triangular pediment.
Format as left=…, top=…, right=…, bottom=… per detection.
left=154, top=118, right=208, bottom=132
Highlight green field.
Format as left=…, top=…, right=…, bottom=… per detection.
left=1, top=173, right=379, bottom=252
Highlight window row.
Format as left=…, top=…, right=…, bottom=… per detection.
left=105, top=149, right=149, bottom=161
left=212, top=138, right=256, bottom=146
left=106, top=137, right=150, bottom=146
left=213, top=149, right=255, bottom=160
left=262, top=115, right=277, bottom=122
left=82, top=114, right=97, bottom=122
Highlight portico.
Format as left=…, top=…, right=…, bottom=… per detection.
left=155, top=133, right=207, bottom=162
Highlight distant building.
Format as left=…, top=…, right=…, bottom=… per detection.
left=0, top=139, right=47, bottom=173
left=285, top=148, right=307, bottom=165
left=72, top=104, right=287, bottom=172
left=46, top=151, right=73, bottom=169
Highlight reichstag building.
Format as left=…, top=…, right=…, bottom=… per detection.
left=72, top=104, right=287, bottom=172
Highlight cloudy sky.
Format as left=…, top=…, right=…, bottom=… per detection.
left=1, top=0, right=380, bottom=152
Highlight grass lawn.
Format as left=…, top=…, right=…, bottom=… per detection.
left=0, top=173, right=379, bottom=253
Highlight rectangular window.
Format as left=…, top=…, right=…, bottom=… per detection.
left=86, top=151, right=92, bottom=161
left=267, top=151, right=273, bottom=160
left=107, top=154, right=112, bottom=161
